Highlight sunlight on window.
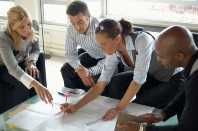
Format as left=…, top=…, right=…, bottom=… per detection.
left=0, top=1, right=14, bottom=17
left=83, top=0, right=101, bottom=17
left=107, top=0, right=198, bottom=25
left=43, top=0, right=101, bottom=25
left=44, top=4, right=67, bottom=25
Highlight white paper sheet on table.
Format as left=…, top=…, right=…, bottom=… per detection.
left=6, top=110, right=48, bottom=131
left=26, top=101, right=61, bottom=116
left=37, top=97, right=153, bottom=131
left=34, top=97, right=117, bottom=131
left=5, top=95, right=154, bottom=131
left=5, top=98, right=63, bottom=131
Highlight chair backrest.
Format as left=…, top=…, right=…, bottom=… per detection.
left=133, top=26, right=144, bottom=32
left=193, top=32, right=198, bottom=47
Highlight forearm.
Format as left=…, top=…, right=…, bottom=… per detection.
left=30, top=79, right=39, bottom=88
left=75, top=81, right=107, bottom=110
left=116, top=80, right=141, bottom=110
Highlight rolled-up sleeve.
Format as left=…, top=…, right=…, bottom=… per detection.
left=89, top=58, right=105, bottom=75
left=64, top=26, right=81, bottom=69
left=0, top=39, right=34, bottom=89
left=98, top=53, right=119, bottom=83
left=133, top=33, right=154, bottom=85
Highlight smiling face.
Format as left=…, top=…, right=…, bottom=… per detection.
left=96, top=32, right=122, bottom=55
left=13, top=17, right=32, bottom=39
left=69, top=13, right=89, bottom=33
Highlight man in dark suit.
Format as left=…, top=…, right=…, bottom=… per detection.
left=117, top=25, right=198, bottom=131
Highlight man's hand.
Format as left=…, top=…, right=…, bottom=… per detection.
left=75, top=65, right=94, bottom=87
left=31, top=80, right=53, bottom=104
left=116, top=121, right=142, bottom=131
left=102, top=107, right=121, bottom=121
left=26, top=63, right=39, bottom=78
left=138, top=111, right=166, bottom=124
left=60, top=103, right=77, bottom=113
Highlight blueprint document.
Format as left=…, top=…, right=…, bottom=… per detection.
left=37, top=97, right=118, bottom=131
left=5, top=96, right=154, bottom=131
left=6, top=110, right=48, bottom=131
left=37, top=97, right=154, bottom=131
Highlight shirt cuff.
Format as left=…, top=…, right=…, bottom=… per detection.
left=20, top=73, right=34, bottom=89
left=69, top=60, right=81, bottom=69
left=133, top=76, right=146, bottom=85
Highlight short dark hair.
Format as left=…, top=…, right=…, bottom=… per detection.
left=66, top=1, right=90, bottom=17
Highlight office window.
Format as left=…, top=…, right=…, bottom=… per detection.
left=0, top=0, right=14, bottom=18
left=107, top=0, right=198, bottom=26
left=43, top=0, right=102, bottom=25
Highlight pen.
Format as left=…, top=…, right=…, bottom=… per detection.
left=57, top=91, right=66, bottom=97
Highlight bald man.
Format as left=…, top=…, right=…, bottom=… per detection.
left=117, top=25, right=198, bottom=131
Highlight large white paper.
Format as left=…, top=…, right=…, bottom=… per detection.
left=6, top=110, right=48, bottom=131
left=34, top=97, right=117, bottom=131
left=26, top=101, right=61, bottom=116
left=5, top=94, right=154, bottom=131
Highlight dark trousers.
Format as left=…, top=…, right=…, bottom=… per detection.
left=108, top=71, right=185, bottom=109
left=61, top=50, right=109, bottom=96
left=0, top=53, right=47, bottom=114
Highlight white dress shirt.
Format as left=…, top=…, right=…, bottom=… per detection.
left=64, top=17, right=105, bottom=75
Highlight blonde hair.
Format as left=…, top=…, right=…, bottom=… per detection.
left=7, top=6, right=35, bottom=49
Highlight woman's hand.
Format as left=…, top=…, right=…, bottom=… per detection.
left=31, top=80, right=53, bottom=104
left=26, top=63, right=39, bottom=78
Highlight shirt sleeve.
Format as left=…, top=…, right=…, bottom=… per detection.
left=162, top=89, right=185, bottom=121
left=64, top=26, right=81, bottom=69
left=177, top=72, right=198, bottom=131
left=89, top=58, right=105, bottom=75
left=133, top=32, right=154, bottom=85
left=0, top=38, right=34, bottom=89
left=98, top=53, right=119, bottom=83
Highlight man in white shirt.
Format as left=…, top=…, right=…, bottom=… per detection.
left=61, top=1, right=118, bottom=94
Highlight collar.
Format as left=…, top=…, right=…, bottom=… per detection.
left=124, top=35, right=135, bottom=51
left=82, top=17, right=94, bottom=35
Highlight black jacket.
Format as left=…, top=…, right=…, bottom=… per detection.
left=162, top=50, right=198, bottom=131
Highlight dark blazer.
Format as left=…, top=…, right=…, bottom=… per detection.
left=147, top=51, right=198, bottom=131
